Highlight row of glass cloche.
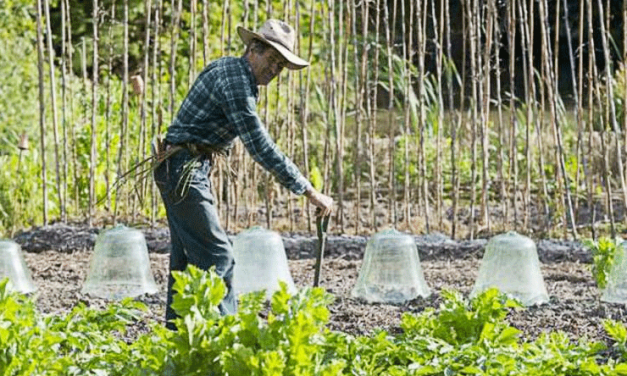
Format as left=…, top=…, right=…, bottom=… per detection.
left=2, top=226, right=627, bottom=306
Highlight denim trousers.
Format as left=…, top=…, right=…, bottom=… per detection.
left=154, top=148, right=237, bottom=330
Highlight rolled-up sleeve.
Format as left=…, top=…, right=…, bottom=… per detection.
left=219, top=74, right=312, bottom=195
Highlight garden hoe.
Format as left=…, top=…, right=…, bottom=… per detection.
left=313, top=208, right=330, bottom=287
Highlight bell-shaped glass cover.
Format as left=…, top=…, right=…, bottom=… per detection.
left=232, top=226, right=296, bottom=298
left=351, top=229, right=430, bottom=304
left=602, top=241, right=627, bottom=304
left=81, top=225, right=158, bottom=299
left=0, top=240, right=36, bottom=294
left=471, top=231, right=549, bottom=306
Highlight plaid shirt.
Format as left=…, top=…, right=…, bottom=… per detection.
left=166, top=56, right=312, bottom=195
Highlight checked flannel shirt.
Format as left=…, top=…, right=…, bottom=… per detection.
left=165, top=56, right=312, bottom=195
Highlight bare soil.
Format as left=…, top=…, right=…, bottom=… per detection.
left=11, top=223, right=627, bottom=349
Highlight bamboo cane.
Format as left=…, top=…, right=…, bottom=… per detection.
left=534, top=0, right=555, bottom=231
left=384, top=0, right=396, bottom=226
left=43, top=0, right=63, bottom=222
left=351, top=0, right=363, bottom=234
left=521, top=0, right=532, bottom=230
left=508, top=0, right=520, bottom=230
left=170, top=0, right=182, bottom=123
left=481, top=0, right=495, bottom=232
left=367, top=0, right=378, bottom=231
left=262, top=0, right=273, bottom=229
left=576, top=0, right=586, bottom=221
left=104, top=1, right=116, bottom=214
left=151, top=0, right=162, bottom=225
left=88, top=0, right=99, bottom=225
left=325, top=0, right=342, bottom=231
left=337, top=0, right=349, bottom=232
left=221, top=0, right=227, bottom=56
left=467, top=0, right=478, bottom=239
left=114, top=0, right=129, bottom=222
left=433, top=0, right=444, bottom=230
left=444, top=0, right=459, bottom=238
left=36, top=0, right=48, bottom=225
left=400, top=0, right=413, bottom=228
left=418, top=0, right=429, bottom=233
left=60, top=0, right=69, bottom=220
left=189, top=0, right=196, bottom=88
left=300, top=0, right=316, bottom=233
left=493, top=0, right=506, bottom=229
left=562, top=0, right=584, bottom=230
left=202, top=0, right=209, bottom=65
left=226, top=0, right=232, bottom=55
left=323, top=22, right=332, bottom=209
left=454, top=0, right=469, bottom=238
left=286, top=0, right=295, bottom=232
left=139, top=0, right=152, bottom=205
left=67, top=0, right=79, bottom=214
left=585, top=0, right=598, bottom=237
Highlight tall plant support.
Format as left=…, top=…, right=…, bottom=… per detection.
left=562, top=0, right=584, bottom=230
left=445, top=0, right=460, bottom=239
left=507, top=0, right=519, bottom=230
left=36, top=0, right=48, bottom=225
left=336, top=0, right=349, bottom=233
left=60, top=0, right=69, bottom=220
left=189, top=0, right=197, bottom=89
left=532, top=0, right=553, bottom=230
left=169, top=0, right=182, bottom=124
left=418, top=0, right=430, bottom=233
left=516, top=0, right=535, bottom=229
left=480, top=0, right=495, bottom=232
left=104, top=1, right=116, bottom=214
left=493, top=0, right=506, bottom=231
left=202, top=0, right=209, bottom=65
left=114, top=0, right=130, bottom=222
left=467, top=0, right=478, bottom=239
left=367, top=0, right=380, bottom=231
left=88, top=0, right=99, bottom=226
left=64, top=0, right=79, bottom=216
left=300, top=0, right=316, bottom=233
left=400, top=0, right=413, bottom=228
left=44, top=0, right=64, bottom=222
left=139, top=0, right=153, bottom=206
left=350, top=0, right=363, bottom=234
left=432, top=0, right=444, bottom=230
left=383, top=0, right=395, bottom=226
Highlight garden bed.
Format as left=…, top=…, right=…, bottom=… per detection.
left=12, top=223, right=625, bottom=347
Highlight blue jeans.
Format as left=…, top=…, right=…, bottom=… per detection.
left=154, top=148, right=237, bottom=330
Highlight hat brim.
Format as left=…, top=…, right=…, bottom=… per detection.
left=238, top=26, right=309, bottom=70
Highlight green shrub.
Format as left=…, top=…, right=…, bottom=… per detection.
left=582, top=237, right=623, bottom=289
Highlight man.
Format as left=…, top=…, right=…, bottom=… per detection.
left=154, top=19, right=334, bottom=330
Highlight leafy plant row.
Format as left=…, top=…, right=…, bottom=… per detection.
left=2, top=267, right=627, bottom=375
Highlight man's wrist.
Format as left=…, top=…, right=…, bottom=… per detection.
left=304, top=186, right=315, bottom=198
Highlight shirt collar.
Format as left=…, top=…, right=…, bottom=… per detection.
left=241, top=56, right=259, bottom=98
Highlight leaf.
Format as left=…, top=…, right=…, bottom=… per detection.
left=615, top=363, right=627, bottom=375
left=460, top=365, right=483, bottom=374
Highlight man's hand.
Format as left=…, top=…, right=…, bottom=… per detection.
left=305, top=187, right=333, bottom=217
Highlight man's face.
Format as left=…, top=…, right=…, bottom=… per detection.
left=250, top=47, right=288, bottom=86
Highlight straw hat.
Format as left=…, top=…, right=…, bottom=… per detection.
left=238, top=19, right=309, bottom=70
